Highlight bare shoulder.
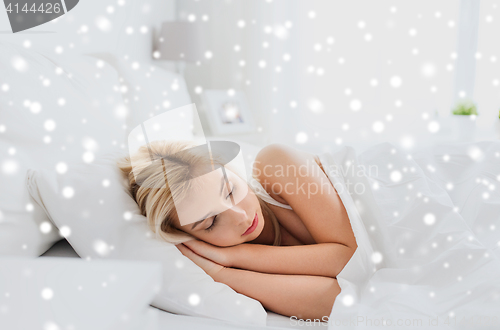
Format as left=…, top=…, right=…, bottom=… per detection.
left=253, top=143, right=320, bottom=180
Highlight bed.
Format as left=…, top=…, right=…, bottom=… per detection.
left=2, top=34, right=500, bottom=330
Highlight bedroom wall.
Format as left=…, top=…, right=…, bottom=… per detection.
left=176, top=0, right=473, bottom=153
left=0, top=0, right=175, bottom=66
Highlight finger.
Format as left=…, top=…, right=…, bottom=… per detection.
left=177, top=244, right=205, bottom=263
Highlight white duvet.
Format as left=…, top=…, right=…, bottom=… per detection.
left=317, top=141, right=500, bottom=330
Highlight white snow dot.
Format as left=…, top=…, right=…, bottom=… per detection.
left=41, top=288, right=54, bottom=300
left=43, top=321, right=60, bottom=330
left=428, top=121, right=440, bottom=133
left=95, top=16, right=112, bottom=32
left=390, top=76, right=402, bottom=88
left=189, top=293, right=201, bottom=306
left=2, top=159, right=18, bottom=175
left=55, top=162, right=67, bottom=174
left=12, top=56, right=29, bottom=72
left=372, top=121, right=385, bottom=133
left=102, top=179, right=110, bottom=187
left=114, top=104, right=128, bottom=118
left=421, top=63, right=436, bottom=77
left=342, top=294, right=354, bottom=306
left=308, top=11, right=316, bottom=19
left=1, top=84, right=9, bottom=92
left=349, top=99, right=362, bottom=111
left=204, top=51, right=213, bottom=59
left=371, top=252, right=383, bottom=264
left=237, top=20, right=245, bottom=28
left=409, top=28, right=417, bottom=36
left=400, top=136, right=414, bottom=149
left=123, top=211, right=132, bottom=220
left=83, top=152, right=95, bottom=163
left=59, top=226, right=71, bottom=238
left=30, top=102, right=42, bottom=114
left=467, top=147, right=484, bottom=161
left=390, top=171, right=402, bottom=182
left=93, top=240, right=110, bottom=256
left=423, top=213, right=435, bottom=225
left=258, top=60, right=266, bottom=68
left=295, top=132, right=308, bottom=144
left=175, top=259, right=184, bottom=268
left=62, top=187, right=74, bottom=198
left=307, top=98, right=324, bottom=114
left=273, top=25, right=288, bottom=39
left=44, top=119, right=56, bottom=132
left=40, top=221, right=52, bottom=234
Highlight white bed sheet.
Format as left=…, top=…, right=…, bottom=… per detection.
left=40, top=240, right=327, bottom=329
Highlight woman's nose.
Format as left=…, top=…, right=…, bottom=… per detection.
left=229, top=205, right=247, bottom=221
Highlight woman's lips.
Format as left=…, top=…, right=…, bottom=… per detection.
left=242, top=213, right=258, bottom=236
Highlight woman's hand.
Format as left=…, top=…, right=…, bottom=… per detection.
left=181, top=239, right=241, bottom=268
left=175, top=243, right=226, bottom=280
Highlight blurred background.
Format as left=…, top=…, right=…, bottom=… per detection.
left=1, top=0, right=499, bottom=154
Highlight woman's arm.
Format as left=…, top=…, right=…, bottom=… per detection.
left=254, top=144, right=358, bottom=249
left=181, top=239, right=355, bottom=279
left=213, top=266, right=340, bottom=320
left=229, top=242, right=355, bottom=279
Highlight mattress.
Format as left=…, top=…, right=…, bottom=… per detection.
left=40, top=240, right=327, bottom=329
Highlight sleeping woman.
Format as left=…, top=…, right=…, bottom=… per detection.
left=117, top=140, right=358, bottom=321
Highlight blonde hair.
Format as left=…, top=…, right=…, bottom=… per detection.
left=116, top=139, right=281, bottom=246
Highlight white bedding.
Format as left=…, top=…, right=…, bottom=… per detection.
left=41, top=241, right=323, bottom=329
left=40, top=140, right=500, bottom=330
left=320, top=141, right=500, bottom=330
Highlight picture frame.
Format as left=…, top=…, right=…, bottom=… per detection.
left=201, top=89, right=256, bottom=135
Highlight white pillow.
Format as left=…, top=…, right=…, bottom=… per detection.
left=87, top=53, right=195, bottom=140
left=0, top=256, right=161, bottom=330
left=0, top=41, right=127, bottom=256
left=25, top=149, right=268, bottom=326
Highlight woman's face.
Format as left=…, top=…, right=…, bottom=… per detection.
left=173, top=167, right=265, bottom=247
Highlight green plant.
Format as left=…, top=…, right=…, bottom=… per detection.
left=452, top=100, right=478, bottom=115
